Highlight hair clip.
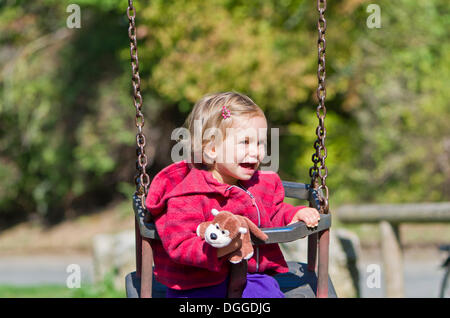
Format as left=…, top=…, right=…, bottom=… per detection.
left=222, top=105, right=231, bottom=119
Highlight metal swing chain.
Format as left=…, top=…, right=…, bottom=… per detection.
left=127, top=0, right=328, bottom=212
left=127, top=0, right=150, bottom=206
left=309, top=0, right=329, bottom=213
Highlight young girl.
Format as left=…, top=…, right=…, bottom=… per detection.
left=145, top=91, right=320, bottom=298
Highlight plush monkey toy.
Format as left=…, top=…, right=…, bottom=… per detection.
left=196, top=209, right=268, bottom=264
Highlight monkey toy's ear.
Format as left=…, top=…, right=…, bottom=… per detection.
left=196, top=221, right=212, bottom=238
left=211, top=208, right=220, bottom=216
left=238, top=227, right=248, bottom=234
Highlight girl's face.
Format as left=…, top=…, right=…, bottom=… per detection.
left=208, top=115, right=268, bottom=185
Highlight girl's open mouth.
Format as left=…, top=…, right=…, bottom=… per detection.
left=239, top=162, right=257, bottom=170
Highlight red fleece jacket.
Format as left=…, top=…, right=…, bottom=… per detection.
left=145, top=160, right=306, bottom=290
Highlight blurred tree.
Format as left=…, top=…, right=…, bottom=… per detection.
left=0, top=0, right=448, bottom=224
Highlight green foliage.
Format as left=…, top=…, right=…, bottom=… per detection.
left=71, top=270, right=125, bottom=298
left=340, top=0, right=450, bottom=203
left=0, top=1, right=134, bottom=222
left=0, top=0, right=448, bottom=223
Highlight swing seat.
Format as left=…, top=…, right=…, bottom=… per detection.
left=125, top=261, right=336, bottom=298
left=126, top=181, right=337, bottom=298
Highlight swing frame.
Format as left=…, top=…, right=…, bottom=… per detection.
left=125, top=0, right=333, bottom=298
left=125, top=180, right=335, bottom=298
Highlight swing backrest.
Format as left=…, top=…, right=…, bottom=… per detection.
left=132, top=181, right=331, bottom=244
left=128, top=179, right=335, bottom=298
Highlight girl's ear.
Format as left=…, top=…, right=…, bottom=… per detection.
left=203, top=139, right=217, bottom=164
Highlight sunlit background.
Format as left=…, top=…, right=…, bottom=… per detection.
left=0, top=0, right=449, bottom=298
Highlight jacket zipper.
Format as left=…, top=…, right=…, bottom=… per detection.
left=226, top=182, right=261, bottom=272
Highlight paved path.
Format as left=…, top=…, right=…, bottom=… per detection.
left=0, top=254, right=94, bottom=286
left=358, top=260, right=445, bottom=298
left=0, top=249, right=447, bottom=297
left=358, top=247, right=447, bottom=298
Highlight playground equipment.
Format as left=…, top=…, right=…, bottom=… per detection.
left=337, top=202, right=450, bottom=297
left=124, top=0, right=335, bottom=298
left=439, top=244, right=450, bottom=298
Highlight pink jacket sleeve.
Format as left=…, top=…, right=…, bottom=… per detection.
left=155, top=196, right=226, bottom=272
left=270, top=173, right=307, bottom=227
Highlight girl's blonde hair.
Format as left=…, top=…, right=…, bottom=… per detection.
left=184, top=91, right=265, bottom=170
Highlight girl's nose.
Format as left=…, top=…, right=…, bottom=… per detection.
left=248, top=143, right=259, bottom=158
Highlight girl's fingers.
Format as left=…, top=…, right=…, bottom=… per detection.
left=305, top=214, right=319, bottom=227
left=312, top=211, right=320, bottom=221
left=297, top=208, right=321, bottom=227
left=307, top=212, right=319, bottom=222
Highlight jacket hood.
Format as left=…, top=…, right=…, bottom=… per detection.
left=145, top=160, right=234, bottom=218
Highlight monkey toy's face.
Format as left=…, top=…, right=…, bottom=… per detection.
left=200, top=209, right=248, bottom=248
left=204, top=223, right=232, bottom=248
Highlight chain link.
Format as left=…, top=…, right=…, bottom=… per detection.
left=127, top=0, right=150, bottom=208
left=310, top=0, right=329, bottom=213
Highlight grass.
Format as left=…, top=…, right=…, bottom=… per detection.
left=0, top=271, right=125, bottom=298
left=0, top=284, right=126, bottom=298
left=0, top=285, right=74, bottom=298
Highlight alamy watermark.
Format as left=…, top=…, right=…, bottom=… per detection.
left=366, top=4, right=381, bottom=29
left=66, top=263, right=81, bottom=288
left=170, top=121, right=280, bottom=172
left=66, top=4, right=81, bottom=29
left=366, top=264, right=381, bottom=289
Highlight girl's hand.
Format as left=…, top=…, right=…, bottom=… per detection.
left=288, top=207, right=320, bottom=228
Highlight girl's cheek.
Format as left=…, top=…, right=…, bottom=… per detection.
left=235, top=144, right=246, bottom=160
left=258, top=145, right=266, bottom=161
